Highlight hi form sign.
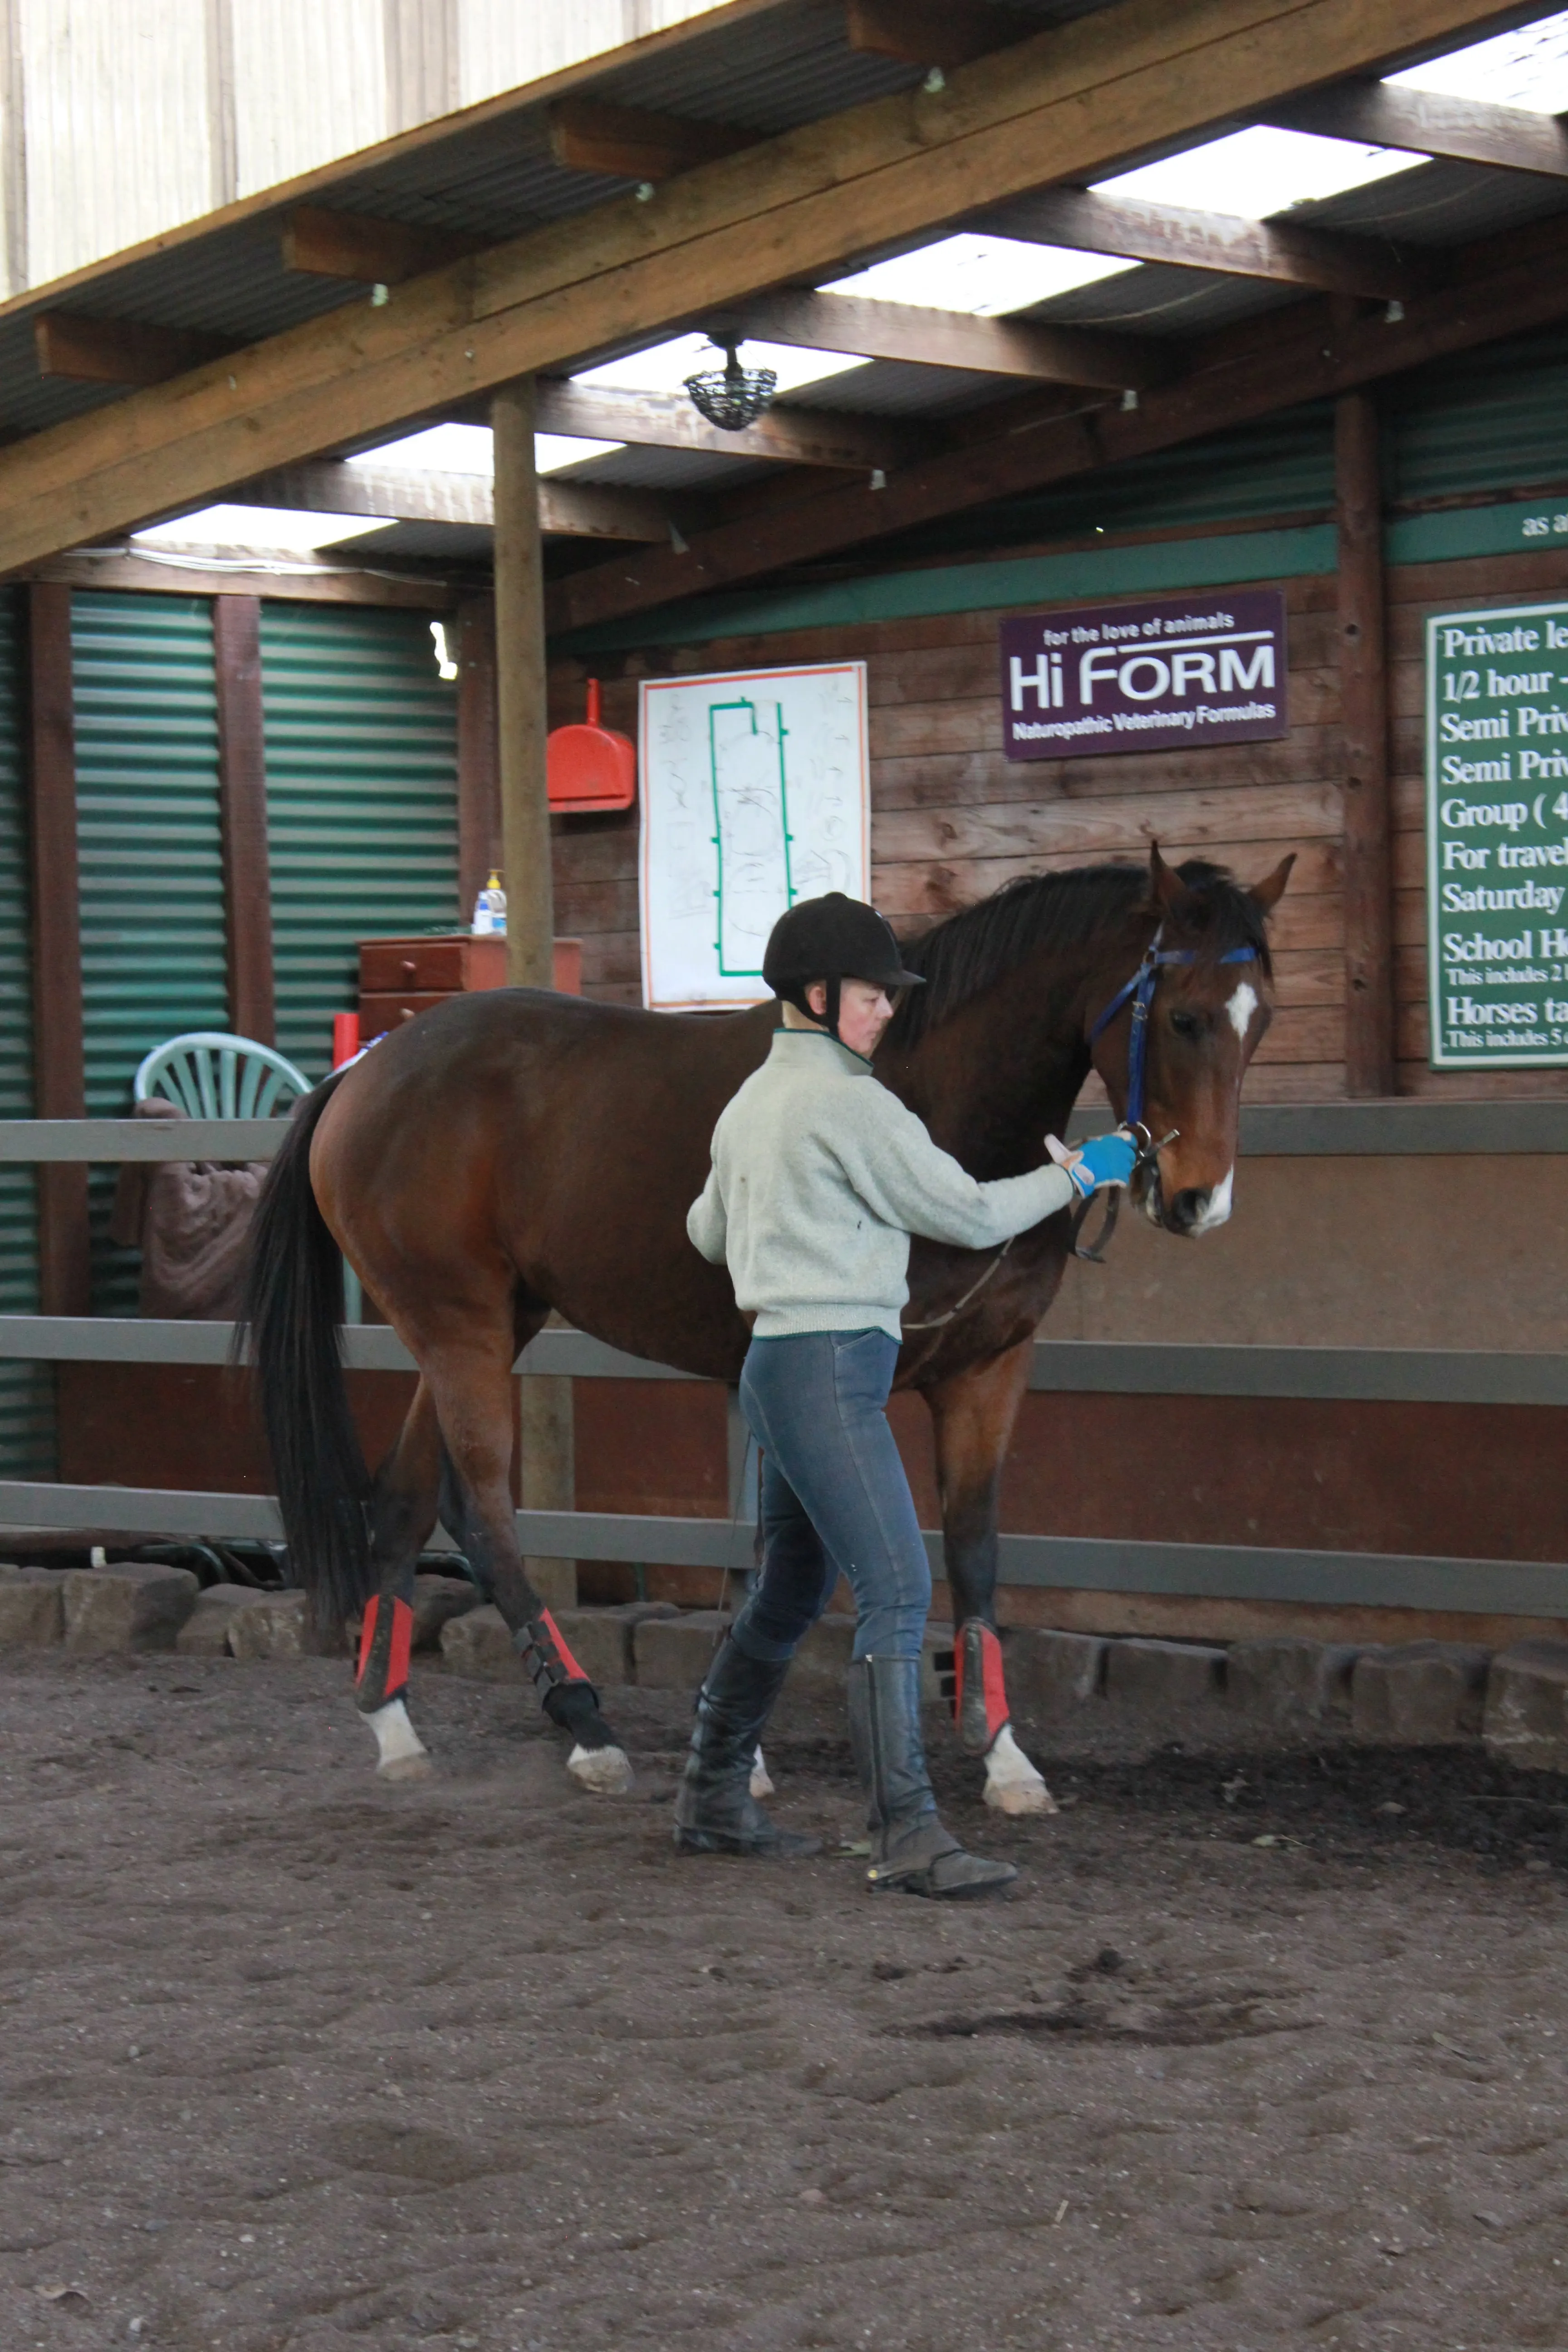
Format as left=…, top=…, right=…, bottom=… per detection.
left=1427, top=600, right=1568, bottom=1070
left=999, top=590, right=1289, bottom=763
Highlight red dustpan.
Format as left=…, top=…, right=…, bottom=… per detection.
left=547, top=678, right=637, bottom=812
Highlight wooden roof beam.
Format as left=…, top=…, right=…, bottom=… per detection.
left=0, top=0, right=1535, bottom=576
left=283, top=205, right=480, bottom=284
left=532, top=380, right=919, bottom=471
left=845, top=0, right=1027, bottom=70
left=231, top=458, right=680, bottom=542
left=547, top=98, right=760, bottom=182
left=1267, top=83, right=1568, bottom=176
left=546, top=206, right=1568, bottom=635
left=34, top=311, right=235, bottom=386
left=232, top=459, right=492, bottom=526
left=986, top=186, right=1441, bottom=300
left=716, top=288, right=1166, bottom=389
left=536, top=480, right=686, bottom=543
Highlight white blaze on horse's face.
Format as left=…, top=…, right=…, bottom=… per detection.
left=1226, top=980, right=1259, bottom=1041
left=1143, top=969, right=1263, bottom=1235
left=1162, top=982, right=1256, bottom=1232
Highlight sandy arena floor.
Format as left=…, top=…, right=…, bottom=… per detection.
left=3, top=1649, right=1568, bottom=2352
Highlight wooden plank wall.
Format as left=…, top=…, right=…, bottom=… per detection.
left=551, top=539, right=1568, bottom=1102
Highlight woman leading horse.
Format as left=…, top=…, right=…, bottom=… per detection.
left=240, top=843, right=1290, bottom=1819
left=676, top=889, right=1136, bottom=1897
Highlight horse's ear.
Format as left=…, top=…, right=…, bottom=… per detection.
left=1249, top=851, right=1296, bottom=915
left=1148, top=839, right=1196, bottom=916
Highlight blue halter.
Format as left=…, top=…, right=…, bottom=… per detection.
left=1088, top=923, right=1258, bottom=1132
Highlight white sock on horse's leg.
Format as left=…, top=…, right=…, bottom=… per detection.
left=566, top=1742, right=634, bottom=1794
left=984, top=1723, right=1057, bottom=1815
left=750, top=1744, right=774, bottom=1800
left=365, top=1697, right=432, bottom=1781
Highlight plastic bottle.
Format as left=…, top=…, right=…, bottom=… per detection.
left=472, top=870, right=507, bottom=936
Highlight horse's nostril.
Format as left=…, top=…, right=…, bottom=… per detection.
left=1169, top=1187, right=1206, bottom=1231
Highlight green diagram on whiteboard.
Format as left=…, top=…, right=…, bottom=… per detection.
left=637, top=661, right=870, bottom=1011
left=709, top=698, right=795, bottom=975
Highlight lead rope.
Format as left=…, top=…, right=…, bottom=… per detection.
left=902, top=1234, right=1016, bottom=1333
left=1068, top=1120, right=1180, bottom=1263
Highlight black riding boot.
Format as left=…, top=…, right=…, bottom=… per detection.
left=848, top=1653, right=1018, bottom=1899
left=674, top=1634, right=821, bottom=1858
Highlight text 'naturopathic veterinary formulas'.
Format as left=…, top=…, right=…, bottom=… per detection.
left=638, top=663, right=869, bottom=1011
left=1426, top=601, right=1568, bottom=1069
left=998, top=589, right=1289, bottom=762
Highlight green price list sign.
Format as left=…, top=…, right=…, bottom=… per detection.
left=1426, top=598, right=1568, bottom=1069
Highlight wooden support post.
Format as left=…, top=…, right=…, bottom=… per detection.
left=1335, top=387, right=1395, bottom=1099
left=213, top=595, right=275, bottom=1045
left=456, top=592, right=499, bottom=925
left=493, top=380, right=554, bottom=988
left=493, top=377, right=574, bottom=1602
left=24, top=583, right=89, bottom=1316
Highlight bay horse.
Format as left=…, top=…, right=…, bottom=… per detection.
left=242, top=843, right=1290, bottom=1810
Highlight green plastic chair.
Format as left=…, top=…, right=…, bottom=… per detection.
left=129, top=1030, right=364, bottom=1316
left=133, top=1032, right=310, bottom=1119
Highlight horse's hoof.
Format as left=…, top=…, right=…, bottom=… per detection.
left=985, top=1774, right=1057, bottom=1817
left=377, top=1752, right=434, bottom=1784
left=982, top=1724, right=1058, bottom=1816
left=750, top=1745, right=775, bottom=1801
left=568, top=1742, right=634, bottom=1795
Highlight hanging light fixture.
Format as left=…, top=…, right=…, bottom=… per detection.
left=683, top=339, right=778, bottom=431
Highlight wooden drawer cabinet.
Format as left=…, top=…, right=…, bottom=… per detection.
left=359, top=934, right=508, bottom=995
left=358, top=934, right=582, bottom=1044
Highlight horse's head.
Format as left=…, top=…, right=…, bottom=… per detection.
left=1088, top=843, right=1293, bottom=1238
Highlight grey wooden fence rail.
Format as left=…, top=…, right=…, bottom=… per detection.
left=0, top=1114, right=1563, bottom=1615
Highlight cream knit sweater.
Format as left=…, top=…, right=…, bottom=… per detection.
left=686, top=1028, right=1075, bottom=1340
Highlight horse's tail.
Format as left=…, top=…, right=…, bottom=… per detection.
left=236, top=1071, right=373, bottom=1631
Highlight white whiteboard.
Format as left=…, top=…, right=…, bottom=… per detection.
left=638, top=662, right=870, bottom=1010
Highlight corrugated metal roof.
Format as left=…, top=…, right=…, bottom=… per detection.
left=2, top=0, right=1561, bottom=483
left=1015, top=262, right=1300, bottom=337
left=330, top=521, right=495, bottom=561
left=784, top=360, right=1013, bottom=419
left=556, top=444, right=771, bottom=491
left=1282, top=153, right=1568, bottom=244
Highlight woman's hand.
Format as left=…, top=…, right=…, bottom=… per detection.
left=1045, top=1129, right=1139, bottom=1200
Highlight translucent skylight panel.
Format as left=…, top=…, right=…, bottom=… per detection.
left=345, top=423, right=625, bottom=476
left=823, top=231, right=1132, bottom=313
left=350, top=423, right=494, bottom=473
left=132, top=505, right=390, bottom=551
left=573, top=332, right=864, bottom=399
left=1097, top=125, right=1416, bottom=218
left=1389, top=9, right=1568, bottom=110
left=534, top=433, right=627, bottom=472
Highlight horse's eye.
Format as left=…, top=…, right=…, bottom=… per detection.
left=1169, top=1008, right=1202, bottom=1041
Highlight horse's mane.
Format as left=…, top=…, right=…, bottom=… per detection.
left=886, top=859, right=1273, bottom=1049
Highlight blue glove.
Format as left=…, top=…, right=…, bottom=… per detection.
left=1065, top=1130, right=1137, bottom=1200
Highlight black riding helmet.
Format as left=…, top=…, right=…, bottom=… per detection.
left=762, top=892, right=925, bottom=1041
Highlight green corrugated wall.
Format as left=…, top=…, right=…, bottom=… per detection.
left=72, top=592, right=228, bottom=1311
left=261, top=604, right=459, bottom=1082
left=0, top=595, right=52, bottom=1474
left=887, top=324, right=1568, bottom=568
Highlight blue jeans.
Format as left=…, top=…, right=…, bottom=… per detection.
left=730, top=1329, right=931, bottom=1665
